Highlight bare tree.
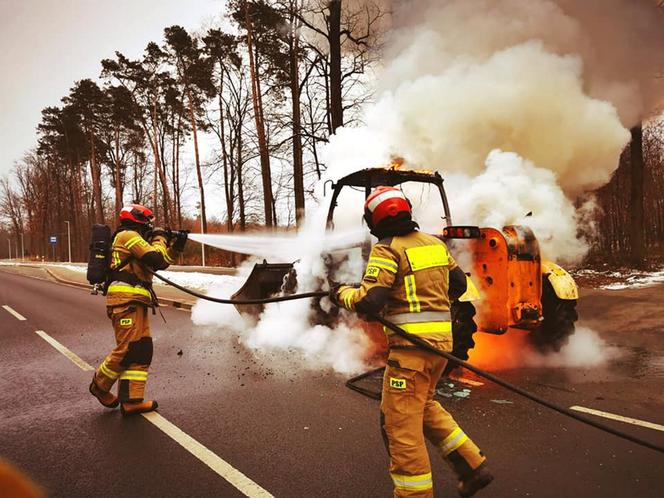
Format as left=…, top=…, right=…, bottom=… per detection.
left=629, top=124, right=646, bottom=266
left=164, top=25, right=216, bottom=233
left=243, top=1, right=276, bottom=226
left=203, top=28, right=243, bottom=231
left=298, top=0, right=386, bottom=133
left=101, top=47, right=175, bottom=225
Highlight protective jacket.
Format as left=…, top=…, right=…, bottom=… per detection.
left=106, top=229, right=178, bottom=307
left=337, top=230, right=467, bottom=348
left=335, top=229, right=485, bottom=498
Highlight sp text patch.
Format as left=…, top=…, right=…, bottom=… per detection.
left=389, top=377, right=407, bottom=390
left=364, top=265, right=380, bottom=282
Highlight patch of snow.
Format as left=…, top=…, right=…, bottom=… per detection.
left=56, top=264, right=86, bottom=273
left=573, top=266, right=664, bottom=290
left=52, top=263, right=245, bottom=291
left=155, top=271, right=244, bottom=292
left=7, top=261, right=243, bottom=293
left=600, top=269, right=664, bottom=290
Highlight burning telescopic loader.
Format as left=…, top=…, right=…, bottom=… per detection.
left=232, top=166, right=579, bottom=366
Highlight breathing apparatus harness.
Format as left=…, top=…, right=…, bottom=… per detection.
left=88, top=223, right=187, bottom=316
left=107, top=224, right=156, bottom=301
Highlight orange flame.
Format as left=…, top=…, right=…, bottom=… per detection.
left=467, top=329, right=531, bottom=371
left=389, top=155, right=405, bottom=169
left=374, top=156, right=436, bottom=175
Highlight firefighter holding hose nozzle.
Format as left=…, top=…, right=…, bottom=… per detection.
left=330, top=187, right=493, bottom=498
left=89, top=204, right=188, bottom=416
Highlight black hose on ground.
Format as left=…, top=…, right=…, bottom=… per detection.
left=148, top=268, right=327, bottom=304
left=150, top=269, right=664, bottom=455
left=370, top=312, right=664, bottom=455
left=345, top=367, right=384, bottom=400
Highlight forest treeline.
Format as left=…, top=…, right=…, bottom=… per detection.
left=0, top=0, right=663, bottom=267
left=0, top=0, right=385, bottom=264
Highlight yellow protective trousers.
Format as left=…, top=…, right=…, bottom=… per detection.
left=93, top=304, right=153, bottom=402
left=381, top=347, right=485, bottom=498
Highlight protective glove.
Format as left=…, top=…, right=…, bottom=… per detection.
left=327, top=281, right=344, bottom=307
left=171, top=230, right=189, bottom=252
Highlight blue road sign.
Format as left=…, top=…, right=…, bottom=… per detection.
left=49, top=236, right=57, bottom=244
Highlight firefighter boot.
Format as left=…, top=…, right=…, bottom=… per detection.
left=457, top=463, right=494, bottom=498
left=121, top=400, right=158, bottom=416
left=89, top=380, right=119, bottom=408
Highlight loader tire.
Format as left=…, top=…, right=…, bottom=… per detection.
left=529, top=279, right=578, bottom=352
left=443, top=300, right=478, bottom=376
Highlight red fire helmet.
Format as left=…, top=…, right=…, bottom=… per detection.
left=119, top=204, right=154, bottom=225
left=364, top=186, right=412, bottom=227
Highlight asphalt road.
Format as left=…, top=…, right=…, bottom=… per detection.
left=1, top=268, right=663, bottom=497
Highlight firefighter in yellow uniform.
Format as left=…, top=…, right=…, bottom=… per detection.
left=89, top=204, right=187, bottom=416
left=332, top=187, right=493, bottom=498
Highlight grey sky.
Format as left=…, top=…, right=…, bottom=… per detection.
left=0, top=0, right=224, bottom=178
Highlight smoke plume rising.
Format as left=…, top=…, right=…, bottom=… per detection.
left=383, top=0, right=664, bottom=127
left=322, top=0, right=664, bottom=263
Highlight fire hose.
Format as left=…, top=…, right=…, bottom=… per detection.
left=149, top=269, right=327, bottom=304
left=149, top=269, right=664, bottom=455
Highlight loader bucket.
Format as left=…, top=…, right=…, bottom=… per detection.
left=231, top=261, right=295, bottom=319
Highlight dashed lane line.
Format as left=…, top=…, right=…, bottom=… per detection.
left=570, top=405, right=664, bottom=432
left=33, top=328, right=275, bottom=498
left=2, top=305, right=27, bottom=321
left=143, top=412, right=274, bottom=497
left=35, top=330, right=94, bottom=371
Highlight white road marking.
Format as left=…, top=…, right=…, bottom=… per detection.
left=35, top=328, right=274, bottom=497
left=143, top=412, right=274, bottom=497
left=35, top=330, right=94, bottom=371
left=2, top=305, right=26, bottom=321
left=570, top=406, right=664, bottom=432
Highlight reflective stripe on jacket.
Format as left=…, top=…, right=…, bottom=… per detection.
left=106, top=230, right=176, bottom=307
left=337, top=230, right=457, bottom=346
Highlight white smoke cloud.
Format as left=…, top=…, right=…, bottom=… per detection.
left=383, top=0, right=664, bottom=124
left=368, top=40, right=630, bottom=196
left=190, top=218, right=372, bottom=375
left=190, top=260, right=371, bottom=375
left=445, top=150, right=592, bottom=262
left=523, top=326, right=620, bottom=368
left=243, top=300, right=371, bottom=375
